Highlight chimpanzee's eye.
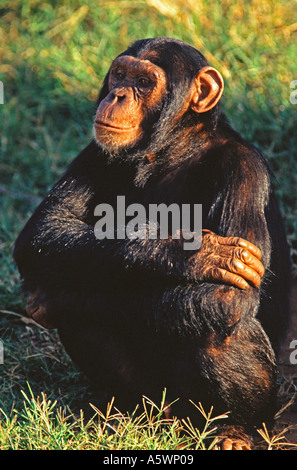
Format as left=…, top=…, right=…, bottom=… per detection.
left=116, top=71, right=125, bottom=80
left=138, top=77, right=151, bottom=87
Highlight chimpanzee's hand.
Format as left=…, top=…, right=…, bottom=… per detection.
left=188, top=230, right=265, bottom=289
left=26, top=290, right=56, bottom=329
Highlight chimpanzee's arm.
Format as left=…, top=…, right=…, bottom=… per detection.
left=147, top=140, right=276, bottom=337
left=14, top=141, right=264, bottom=293
left=13, top=145, right=189, bottom=295
left=13, top=179, right=186, bottom=293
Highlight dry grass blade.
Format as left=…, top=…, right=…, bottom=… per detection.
left=257, top=422, right=297, bottom=450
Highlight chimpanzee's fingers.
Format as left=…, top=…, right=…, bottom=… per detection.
left=222, top=257, right=262, bottom=287
left=234, top=247, right=265, bottom=277
left=216, top=235, right=262, bottom=260
left=203, top=267, right=250, bottom=290
left=202, top=230, right=262, bottom=260
left=214, top=245, right=265, bottom=277
left=26, top=292, right=56, bottom=329
left=27, top=293, right=38, bottom=305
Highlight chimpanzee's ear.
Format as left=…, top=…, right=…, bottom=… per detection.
left=190, top=66, right=224, bottom=113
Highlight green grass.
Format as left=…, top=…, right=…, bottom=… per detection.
left=0, top=385, right=293, bottom=450
left=0, top=387, right=229, bottom=450
left=0, top=0, right=297, bottom=450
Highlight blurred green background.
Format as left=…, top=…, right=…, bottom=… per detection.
left=0, top=0, right=296, bottom=445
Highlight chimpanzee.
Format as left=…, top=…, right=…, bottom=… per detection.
left=14, top=37, right=291, bottom=449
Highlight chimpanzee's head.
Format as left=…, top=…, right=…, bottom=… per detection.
left=94, top=37, right=224, bottom=155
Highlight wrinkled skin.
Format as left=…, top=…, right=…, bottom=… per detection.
left=189, top=229, right=265, bottom=289
left=94, top=55, right=168, bottom=152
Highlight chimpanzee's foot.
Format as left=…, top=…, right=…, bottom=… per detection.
left=26, top=291, right=56, bottom=329
left=216, top=426, right=252, bottom=450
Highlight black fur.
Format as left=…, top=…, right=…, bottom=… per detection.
left=14, top=38, right=291, bottom=432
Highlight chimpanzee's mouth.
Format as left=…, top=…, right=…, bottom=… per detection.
left=94, top=120, right=136, bottom=132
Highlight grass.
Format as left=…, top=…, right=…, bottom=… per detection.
left=0, top=385, right=294, bottom=450
left=0, top=388, right=228, bottom=450
left=0, top=0, right=297, bottom=450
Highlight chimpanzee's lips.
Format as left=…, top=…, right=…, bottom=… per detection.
left=94, top=120, right=136, bottom=132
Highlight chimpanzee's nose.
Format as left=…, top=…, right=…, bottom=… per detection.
left=108, top=88, right=127, bottom=103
